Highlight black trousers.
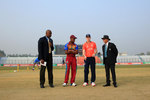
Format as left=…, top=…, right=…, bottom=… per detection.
left=40, top=54, right=53, bottom=85
left=84, top=57, right=96, bottom=83
left=104, top=58, right=116, bottom=84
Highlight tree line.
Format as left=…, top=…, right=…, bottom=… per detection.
left=0, top=50, right=6, bottom=57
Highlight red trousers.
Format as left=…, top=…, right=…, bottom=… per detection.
left=64, top=57, right=77, bottom=84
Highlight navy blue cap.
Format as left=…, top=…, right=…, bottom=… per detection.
left=86, top=34, right=91, bottom=37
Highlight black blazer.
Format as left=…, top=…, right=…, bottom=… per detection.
left=38, top=36, right=54, bottom=61
left=102, top=42, right=118, bottom=64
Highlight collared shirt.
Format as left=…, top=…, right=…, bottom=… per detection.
left=104, top=42, right=109, bottom=58
left=105, top=42, right=109, bottom=50
left=45, top=36, right=49, bottom=41
left=82, top=41, right=97, bottom=57
left=64, top=42, right=78, bottom=57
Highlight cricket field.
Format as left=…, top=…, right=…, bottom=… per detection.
left=0, top=65, right=150, bottom=100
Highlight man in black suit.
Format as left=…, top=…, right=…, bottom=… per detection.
left=102, top=35, right=118, bottom=88
left=38, top=30, right=54, bottom=88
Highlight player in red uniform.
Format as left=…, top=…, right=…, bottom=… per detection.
left=63, top=35, right=78, bottom=87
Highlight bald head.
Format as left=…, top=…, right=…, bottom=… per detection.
left=46, top=30, right=52, bottom=38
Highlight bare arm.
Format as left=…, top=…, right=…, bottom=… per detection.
left=72, top=50, right=78, bottom=54
left=94, top=48, right=98, bottom=54
left=83, top=50, right=87, bottom=60
left=65, top=49, right=78, bottom=54
left=92, top=48, right=98, bottom=57
left=65, top=50, right=71, bottom=54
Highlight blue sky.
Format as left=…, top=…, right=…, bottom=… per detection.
left=0, top=0, right=150, bottom=55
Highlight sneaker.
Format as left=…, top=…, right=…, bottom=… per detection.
left=71, top=83, right=77, bottom=87
left=62, top=83, right=67, bottom=87
left=83, top=82, right=88, bottom=87
left=91, top=82, right=96, bottom=87
left=32, top=68, right=35, bottom=71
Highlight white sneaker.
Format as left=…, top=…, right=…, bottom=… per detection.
left=91, top=82, right=96, bottom=87
left=72, top=83, right=77, bottom=87
left=62, top=83, right=67, bottom=87
left=83, top=82, right=88, bottom=87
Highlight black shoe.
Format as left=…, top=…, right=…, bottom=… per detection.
left=103, top=84, right=110, bottom=87
left=40, top=85, right=45, bottom=88
left=113, top=84, right=118, bottom=88
left=49, top=84, right=54, bottom=88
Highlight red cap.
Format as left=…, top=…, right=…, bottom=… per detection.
left=70, top=35, right=77, bottom=39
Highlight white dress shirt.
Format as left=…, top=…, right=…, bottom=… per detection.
left=105, top=42, right=109, bottom=49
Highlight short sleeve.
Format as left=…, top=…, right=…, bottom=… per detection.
left=37, top=58, right=40, bottom=62
left=94, top=42, right=97, bottom=49
left=75, top=44, right=78, bottom=50
left=34, top=58, right=39, bottom=63
left=64, top=43, right=68, bottom=50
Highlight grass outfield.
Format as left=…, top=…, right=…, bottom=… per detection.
left=0, top=65, right=150, bottom=100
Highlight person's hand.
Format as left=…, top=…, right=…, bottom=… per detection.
left=40, top=59, right=44, bottom=64
left=68, top=49, right=74, bottom=53
left=69, top=49, right=74, bottom=51
left=71, top=50, right=75, bottom=53
left=84, top=56, right=87, bottom=60
left=68, top=50, right=72, bottom=53
left=92, top=54, right=95, bottom=57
